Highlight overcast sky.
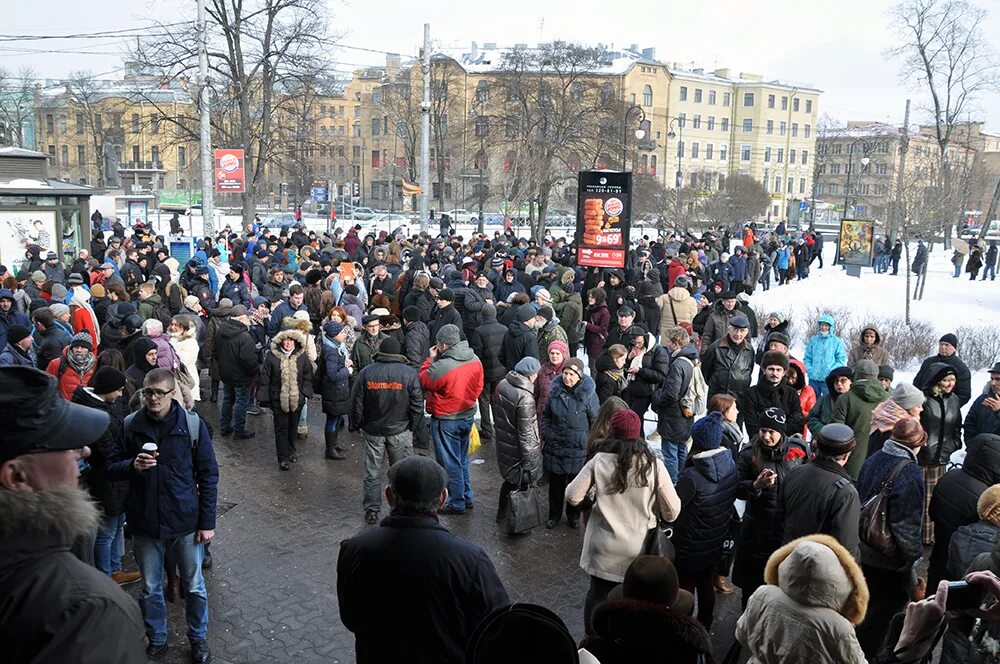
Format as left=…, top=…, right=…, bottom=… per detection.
left=3, top=0, right=999, bottom=130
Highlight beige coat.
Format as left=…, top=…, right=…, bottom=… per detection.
left=736, top=534, right=870, bottom=664
left=656, top=287, right=698, bottom=338
left=566, top=452, right=681, bottom=582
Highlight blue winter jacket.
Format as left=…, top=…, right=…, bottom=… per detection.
left=804, top=314, right=847, bottom=382
left=0, top=301, right=31, bottom=350
left=541, top=375, right=599, bottom=476
left=108, top=403, right=219, bottom=540
left=672, top=447, right=738, bottom=570
left=775, top=247, right=790, bottom=270
left=729, top=255, right=749, bottom=282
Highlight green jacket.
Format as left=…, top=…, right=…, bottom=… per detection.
left=350, top=331, right=387, bottom=377
left=833, top=379, right=888, bottom=479
left=806, top=393, right=837, bottom=441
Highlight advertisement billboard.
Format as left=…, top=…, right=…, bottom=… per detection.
left=838, top=219, right=875, bottom=266
left=0, top=211, right=57, bottom=266
left=214, top=148, right=246, bottom=193
left=574, top=171, right=632, bottom=268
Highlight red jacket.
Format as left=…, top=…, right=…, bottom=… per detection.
left=70, top=304, right=98, bottom=348
left=667, top=259, right=687, bottom=289
left=46, top=352, right=95, bottom=400
left=419, top=341, right=483, bottom=419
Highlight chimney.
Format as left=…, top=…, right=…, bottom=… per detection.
left=470, top=41, right=479, bottom=61
left=641, top=47, right=656, bottom=60
left=385, top=53, right=401, bottom=78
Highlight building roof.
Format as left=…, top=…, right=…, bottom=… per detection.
left=38, top=77, right=193, bottom=105
left=0, top=146, right=48, bottom=159
left=0, top=177, right=97, bottom=196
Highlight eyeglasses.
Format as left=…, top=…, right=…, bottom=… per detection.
left=141, top=388, right=172, bottom=399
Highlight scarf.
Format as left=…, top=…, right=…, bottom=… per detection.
left=275, top=347, right=301, bottom=413
left=67, top=349, right=95, bottom=376
left=870, top=398, right=910, bottom=433
left=603, top=368, right=628, bottom=392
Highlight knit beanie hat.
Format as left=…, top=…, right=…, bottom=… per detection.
left=481, top=302, right=497, bottom=320
left=537, top=305, right=554, bottom=322
left=760, top=407, right=787, bottom=434
left=977, top=485, right=1000, bottom=526
left=891, top=382, right=925, bottom=410
left=90, top=284, right=106, bottom=298
left=564, top=357, right=585, bottom=380
left=402, top=305, right=421, bottom=322
left=49, top=302, right=70, bottom=318
left=761, top=351, right=790, bottom=372
left=514, top=356, right=541, bottom=377
left=854, top=359, right=879, bottom=382
left=51, top=283, right=68, bottom=301
left=939, top=333, right=959, bottom=349
left=90, top=367, right=127, bottom=395
left=547, top=339, right=569, bottom=359
left=690, top=411, right=724, bottom=452
left=610, top=409, right=642, bottom=441
left=378, top=337, right=401, bottom=356
left=323, top=321, right=345, bottom=338
left=7, top=325, right=31, bottom=345
left=891, top=418, right=927, bottom=448
left=69, top=331, right=93, bottom=351
left=515, top=303, right=536, bottom=322
left=436, top=324, right=461, bottom=346
left=767, top=332, right=791, bottom=349
left=878, top=365, right=895, bottom=382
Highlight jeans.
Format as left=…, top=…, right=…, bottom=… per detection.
left=133, top=533, right=209, bottom=646
left=810, top=378, right=828, bottom=400
left=325, top=413, right=341, bottom=432
left=273, top=406, right=303, bottom=462
left=94, top=512, right=125, bottom=575
left=983, top=264, right=996, bottom=280
left=431, top=417, right=473, bottom=510
left=220, top=383, right=250, bottom=434
left=362, top=430, right=412, bottom=513
left=954, top=264, right=962, bottom=277
left=661, top=439, right=687, bottom=484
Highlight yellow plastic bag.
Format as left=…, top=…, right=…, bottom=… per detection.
left=468, top=423, right=481, bottom=455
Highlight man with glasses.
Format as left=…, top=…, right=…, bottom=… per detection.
left=352, top=314, right=388, bottom=376
left=738, top=351, right=805, bottom=440
left=0, top=366, right=146, bottom=661
left=109, top=368, right=219, bottom=662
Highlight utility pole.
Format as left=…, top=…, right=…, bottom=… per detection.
left=197, top=0, right=214, bottom=236
left=419, top=23, right=431, bottom=234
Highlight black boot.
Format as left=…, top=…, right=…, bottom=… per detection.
left=210, top=379, right=219, bottom=403
left=325, top=430, right=345, bottom=460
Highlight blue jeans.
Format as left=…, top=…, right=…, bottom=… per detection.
left=133, top=533, right=209, bottom=646
left=94, top=512, right=125, bottom=576
left=431, top=417, right=473, bottom=510
left=325, top=413, right=341, bottom=432
left=983, top=264, right=996, bottom=280
left=661, top=439, right=687, bottom=484
left=810, top=378, right=828, bottom=399
left=220, top=383, right=250, bottom=434
left=954, top=264, right=962, bottom=277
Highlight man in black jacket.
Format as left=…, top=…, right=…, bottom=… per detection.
left=500, top=303, right=539, bottom=371
left=656, top=326, right=697, bottom=482
left=338, top=455, right=509, bottom=663
left=701, top=315, right=755, bottom=399
left=738, top=351, right=805, bottom=439
left=349, top=337, right=424, bottom=524
left=430, top=288, right=465, bottom=342
left=214, top=305, right=260, bottom=438
left=912, top=333, right=972, bottom=407
left=402, top=306, right=430, bottom=368
left=470, top=302, right=507, bottom=441
left=779, top=423, right=861, bottom=558
left=0, top=367, right=146, bottom=662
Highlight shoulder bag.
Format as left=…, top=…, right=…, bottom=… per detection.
left=640, top=462, right=675, bottom=560
left=859, top=458, right=911, bottom=557
left=503, top=468, right=546, bottom=536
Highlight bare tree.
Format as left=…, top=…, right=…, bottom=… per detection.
left=0, top=67, right=36, bottom=148
left=130, top=0, right=333, bottom=221
left=888, top=0, right=1000, bottom=242
left=64, top=71, right=129, bottom=188
left=700, top=174, right=771, bottom=231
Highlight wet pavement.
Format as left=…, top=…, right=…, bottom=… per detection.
left=134, top=399, right=744, bottom=663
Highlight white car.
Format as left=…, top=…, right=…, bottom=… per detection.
left=444, top=208, right=476, bottom=223
left=351, top=207, right=378, bottom=221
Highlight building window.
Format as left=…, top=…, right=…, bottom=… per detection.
left=77, top=145, right=85, bottom=165
left=721, top=117, right=729, bottom=132
left=94, top=114, right=102, bottom=132
left=693, top=115, right=701, bottom=129
left=354, top=105, right=361, bottom=118
left=741, top=145, right=751, bottom=161
left=720, top=145, right=728, bottom=160
left=799, top=177, right=806, bottom=194
left=790, top=149, right=797, bottom=163
left=776, top=148, right=784, bottom=163
left=829, top=184, right=838, bottom=194
left=152, top=115, right=161, bottom=135
left=643, top=84, right=653, bottom=106
left=58, top=116, right=67, bottom=133
left=131, top=114, right=140, bottom=133
left=371, top=150, right=380, bottom=168
left=764, top=146, right=771, bottom=162
left=475, top=116, right=489, bottom=137
left=793, top=98, right=800, bottom=112
left=132, top=145, right=140, bottom=163
left=787, top=178, right=794, bottom=193
left=723, top=92, right=731, bottom=107
left=151, top=145, right=159, bottom=164
left=46, top=114, right=54, bottom=134
left=802, top=150, right=808, bottom=165
left=792, top=123, right=799, bottom=137
left=766, top=120, right=774, bottom=135
left=372, top=117, right=381, bottom=136
left=780, top=121, right=787, bottom=136
left=806, top=100, right=813, bottom=113
left=47, top=145, right=55, bottom=161
left=743, top=92, right=754, bottom=107
left=339, top=165, right=345, bottom=178
left=600, top=83, right=615, bottom=104
left=505, top=116, right=520, bottom=138
left=707, top=116, right=715, bottom=131
left=694, top=88, right=702, bottom=103
left=876, top=163, right=888, bottom=175
left=677, top=141, right=685, bottom=158
left=781, top=96, right=788, bottom=110
left=60, top=145, right=69, bottom=166
left=775, top=176, right=782, bottom=193
left=178, top=146, right=186, bottom=168
left=705, top=144, right=714, bottom=160
left=691, top=142, right=700, bottom=158
left=76, top=113, right=84, bottom=134
left=354, top=124, right=361, bottom=138
left=650, top=155, right=657, bottom=174
left=678, top=113, right=686, bottom=128
left=709, top=90, right=717, bottom=105
left=475, top=80, right=490, bottom=103
left=768, top=94, right=775, bottom=109
left=830, top=164, right=841, bottom=175
left=679, top=86, right=688, bottom=101
left=742, top=118, right=752, bottom=133
left=804, top=124, right=811, bottom=138
left=353, top=145, right=361, bottom=160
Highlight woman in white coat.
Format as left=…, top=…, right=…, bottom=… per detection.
left=169, top=313, right=201, bottom=402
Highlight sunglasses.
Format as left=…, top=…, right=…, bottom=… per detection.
left=141, top=388, right=172, bottom=400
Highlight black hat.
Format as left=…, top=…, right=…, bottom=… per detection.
left=402, top=306, right=421, bottom=322
left=537, top=305, right=554, bottom=322
left=939, top=333, right=959, bottom=349
left=7, top=325, right=31, bottom=345
left=388, top=456, right=447, bottom=503
left=768, top=332, right=791, bottom=349
left=990, top=361, right=1000, bottom=375
left=361, top=314, right=381, bottom=325
left=344, top=284, right=360, bottom=296
left=761, top=350, right=789, bottom=372
left=465, top=604, right=578, bottom=664
left=438, top=288, right=455, bottom=302
left=0, top=367, right=110, bottom=464
left=306, top=268, right=324, bottom=286
left=878, top=364, right=895, bottom=382
left=378, top=337, right=401, bottom=356
left=720, top=290, right=738, bottom=300
left=90, top=366, right=127, bottom=395
left=617, top=305, right=636, bottom=317
left=760, top=406, right=787, bottom=434
left=515, top=303, right=535, bottom=322
left=816, top=423, right=857, bottom=456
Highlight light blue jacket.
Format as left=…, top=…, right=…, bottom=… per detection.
left=804, top=314, right=847, bottom=382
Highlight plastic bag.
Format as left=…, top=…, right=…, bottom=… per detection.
left=468, top=423, right=481, bottom=455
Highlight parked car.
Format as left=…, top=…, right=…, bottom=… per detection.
left=261, top=212, right=297, bottom=228
left=961, top=220, right=1000, bottom=239
left=351, top=207, right=378, bottom=221
left=445, top=208, right=476, bottom=223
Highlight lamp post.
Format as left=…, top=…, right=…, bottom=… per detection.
left=469, top=104, right=488, bottom=234
left=842, top=138, right=873, bottom=219
left=622, top=104, right=646, bottom=172
left=667, top=116, right=685, bottom=228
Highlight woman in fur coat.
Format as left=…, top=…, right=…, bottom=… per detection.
left=258, top=328, right=314, bottom=470
left=283, top=311, right=318, bottom=440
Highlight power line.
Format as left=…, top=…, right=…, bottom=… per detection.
left=0, top=23, right=193, bottom=43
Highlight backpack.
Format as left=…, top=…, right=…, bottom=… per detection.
left=125, top=408, right=201, bottom=450
left=151, top=299, right=173, bottom=327
left=679, top=357, right=708, bottom=416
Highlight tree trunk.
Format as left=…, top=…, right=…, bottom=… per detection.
left=903, top=230, right=911, bottom=324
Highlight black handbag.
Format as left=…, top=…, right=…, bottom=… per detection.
left=640, top=463, right=675, bottom=560
left=503, top=470, right=545, bottom=536
left=859, top=458, right=911, bottom=557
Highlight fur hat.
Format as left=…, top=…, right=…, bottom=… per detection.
left=690, top=411, right=723, bottom=451
left=761, top=351, right=789, bottom=372
left=890, top=418, right=927, bottom=448
left=977, top=485, right=1000, bottom=526
left=610, top=409, right=642, bottom=441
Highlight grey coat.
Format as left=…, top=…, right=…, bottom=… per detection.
left=494, top=371, right=543, bottom=486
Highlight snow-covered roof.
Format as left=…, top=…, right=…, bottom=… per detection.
left=667, top=67, right=820, bottom=93
left=38, top=78, right=193, bottom=105
left=456, top=45, right=656, bottom=76
left=0, top=147, right=47, bottom=159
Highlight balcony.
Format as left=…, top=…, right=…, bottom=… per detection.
left=637, top=138, right=657, bottom=151
left=118, top=160, right=166, bottom=172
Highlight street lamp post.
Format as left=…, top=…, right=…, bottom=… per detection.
left=469, top=104, right=488, bottom=234
left=667, top=116, right=684, bottom=227
left=842, top=138, right=873, bottom=219
left=622, top=105, right=646, bottom=172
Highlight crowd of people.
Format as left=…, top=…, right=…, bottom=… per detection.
left=3, top=216, right=1000, bottom=664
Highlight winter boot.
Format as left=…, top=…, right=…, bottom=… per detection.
left=325, top=430, right=345, bottom=460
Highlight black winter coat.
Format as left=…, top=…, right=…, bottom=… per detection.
left=318, top=336, right=351, bottom=416
left=429, top=303, right=465, bottom=343
left=913, top=353, right=972, bottom=407
left=257, top=332, right=315, bottom=412
left=701, top=335, right=755, bottom=398
left=214, top=318, right=260, bottom=386
left=494, top=371, right=543, bottom=485
left=672, top=448, right=738, bottom=570
left=72, top=386, right=130, bottom=517
left=780, top=456, right=861, bottom=559
left=738, top=380, right=806, bottom=440
left=965, top=393, right=1000, bottom=444
left=470, top=315, right=508, bottom=382
left=541, top=375, right=599, bottom=476
left=219, top=276, right=252, bottom=308
left=462, top=284, right=493, bottom=338
left=625, top=340, right=669, bottom=399
left=500, top=320, right=539, bottom=372
left=337, top=515, right=509, bottom=664
left=403, top=320, right=431, bottom=368
left=655, top=344, right=699, bottom=442
left=348, top=353, right=423, bottom=435
left=919, top=389, right=963, bottom=466
left=732, top=436, right=809, bottom=593
left=930, top=434, right=1000, bottom=549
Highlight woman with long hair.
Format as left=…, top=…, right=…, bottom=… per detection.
left=169, top=314, right=200, bottom=402
left=567, top=409, right=681, bottom=635
left=587, top=396, right=629, bottom=458
left=708, top=393, right=744, bottom=458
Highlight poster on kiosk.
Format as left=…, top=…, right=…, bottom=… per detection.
left=575, top=171, right=632, bottom=269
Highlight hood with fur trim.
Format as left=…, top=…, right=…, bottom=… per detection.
left=764, top=534, right=869, bottom=625
left=281, top=315, right=313, bottom=336
left=270, top=328, right=306, bottom=352
left=0, top=484, right=100, bottom=546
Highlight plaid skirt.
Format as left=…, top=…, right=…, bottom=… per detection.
left=922, top=464, right=945, bottom=545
